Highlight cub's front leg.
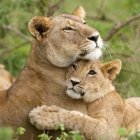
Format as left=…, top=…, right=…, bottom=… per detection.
left=29, top=105, right=100, bottom=139
left=29, top=105, right=68, bottom=130
left=29, top=105, right=87, bottom=130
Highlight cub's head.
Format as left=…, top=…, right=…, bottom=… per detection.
left=28, top=6, right=103, bottom=67
left=66, top=59, right=121, bottom=102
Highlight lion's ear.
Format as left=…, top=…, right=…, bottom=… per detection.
left=72, top=6, right=86, bottom=19
left=102, top=59, right=122, bottom=81
left=28, top=16, right=51, bottom=41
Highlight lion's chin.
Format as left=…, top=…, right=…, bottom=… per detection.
left=84, top=48, right=102, bottom=60
left=66, top=89, right=82, bottom=99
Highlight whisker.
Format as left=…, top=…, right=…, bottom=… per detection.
left=73, top=51, right=79, bottom=62
left=103, top=41, right=112, bottom=59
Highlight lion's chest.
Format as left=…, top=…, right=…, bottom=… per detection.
left=42, top=78, right=88, bottom=114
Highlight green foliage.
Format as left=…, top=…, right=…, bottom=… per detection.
left=56, top=124, right=69, bottom=140
left=118, top=127, right=131, bottom=137
left=38, top=131, right=52, bottom=140
left=0, top=127, right=26, bottom=140
left=16, top=127, right=26, bottom=136
left=118, top=128, right=140, bottom=140
left=0, top=127, right=14, bottom=140
left=38, top=123, right=84, bottom=140
left=0, top=126, right=139, bottom=140
left=69, top=131, right=84, bottom=140
left=55, top=123, right=84, bottom=140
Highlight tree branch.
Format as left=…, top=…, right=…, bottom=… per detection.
left=2, top=25, right=32, bottom=42
left=0, top=42, right=29, bottom=58
left=110, top=52, right=131, bottom=58
left=46, top=0, right=64, bottom=16
left=87, top=14, right=114, bottom=22
left=122, top=68, right=140, bottom=76
left=105, top=13, right=140, bottom=41
left=96, top=0, right=105, bottom=17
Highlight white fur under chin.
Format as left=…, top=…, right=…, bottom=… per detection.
left=84, top=48, right=102, bottom=60
left=66, top=90, right=82, bottom=99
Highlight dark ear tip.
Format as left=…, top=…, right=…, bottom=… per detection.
left=28, top=16, right=51, bottom=40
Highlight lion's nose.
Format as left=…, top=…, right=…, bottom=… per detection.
left=88, top=35, right=99, bottom=43
left=70, top=79, right=80, bottom=86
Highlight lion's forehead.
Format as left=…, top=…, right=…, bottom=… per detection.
left=57, top=14, right=83, bottom=23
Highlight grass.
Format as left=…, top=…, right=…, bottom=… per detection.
left=0, top=126, right=139, bottom=140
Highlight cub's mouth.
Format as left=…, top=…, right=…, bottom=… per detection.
left=66, top=88, right=85, bottom=99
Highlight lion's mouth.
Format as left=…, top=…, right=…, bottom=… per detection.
left=82, top=48, right=102, bottom=60
left=78, top=42, right=103, bottom=60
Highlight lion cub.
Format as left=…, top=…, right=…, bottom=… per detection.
left=29, top=60, right=140, bottom=140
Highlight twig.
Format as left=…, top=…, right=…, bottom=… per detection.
left=0, top=42, right=29, bottom=58
left=2, top=25, right=32, bottom=42
left=46, top=0, right=64, bottom=16
left=87, top=15, right=114, bottom=22
left=110, top=53, right=131, bottom=58
left=87, top=0, right=113, bottom=23
left=105, top=13, right=140, bottom=41
left=122, top=68, right=140, bottom=76
left=96, top=0, right=105, bottom=17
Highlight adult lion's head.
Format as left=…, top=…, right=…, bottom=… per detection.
left=66, top=59, right=121, bottom=102
left=28, top=6, right=104, bottom=67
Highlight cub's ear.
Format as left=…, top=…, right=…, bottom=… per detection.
left=72, top=6, right=86, bottom=19
left=102, top=59, right=122, bottom=81
left=28, top=16, right=51, bottom=41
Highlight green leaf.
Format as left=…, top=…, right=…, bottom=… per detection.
left=16, top=127, right=26, bottom=135
left=38, top=132, right=52, bottom=140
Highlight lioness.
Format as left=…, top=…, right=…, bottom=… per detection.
left=0, top=7, right=103, bottom=140
left=0, top=64, right=13, bottom=91
left=29, top=60, right=140, bottom=140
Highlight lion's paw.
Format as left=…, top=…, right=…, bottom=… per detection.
left=29, top=105, right=65, bottom=130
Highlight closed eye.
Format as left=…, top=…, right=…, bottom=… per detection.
left=63, top=27, right=76, bottom=32
left=88, top=70, right=97, bottom=76
left=72, top=63, right=77, bottom=70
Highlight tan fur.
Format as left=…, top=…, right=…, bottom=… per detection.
left=0, top=64, right=13, bottom=91
left=0, top=7, right=104, bottom=140
left=29, top=60, right=140, bottom=140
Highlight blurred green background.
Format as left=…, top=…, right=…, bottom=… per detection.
left=0, top=0, right=140, bottom=97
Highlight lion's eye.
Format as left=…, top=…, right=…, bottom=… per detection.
left=88, top=70, right=97, bottom=76
left=72, top=64, right=77, bottom=70
left=63, top=27, right=75, bottom=31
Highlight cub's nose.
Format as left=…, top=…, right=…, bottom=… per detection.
left=70, top=79, right=80, bottom=86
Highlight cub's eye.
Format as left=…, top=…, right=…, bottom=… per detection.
left=63, top=27, right=75, bottom=31
left=88, top=70, right=97, bottom=76
left=72, top=64, right=77, bottom=70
